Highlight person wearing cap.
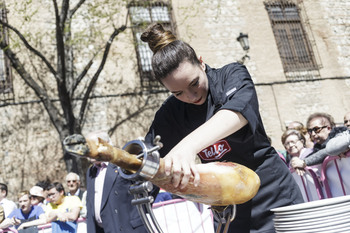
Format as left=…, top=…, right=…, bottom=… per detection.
left=29, top=186, right=46, bottom=209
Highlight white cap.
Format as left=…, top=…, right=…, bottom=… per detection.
left=29, top=186, right=45, bottom=198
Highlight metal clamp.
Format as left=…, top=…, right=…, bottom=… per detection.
left=129, top=181, right=163, bottom=233
left=212, top=205, right=236, bottom=233
left=119, top=136, right=162, bottom=181
left=122, top=136, right=164, bottom=233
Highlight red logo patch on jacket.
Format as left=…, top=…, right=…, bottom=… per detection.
left=198, top=140, right=231, bottom=161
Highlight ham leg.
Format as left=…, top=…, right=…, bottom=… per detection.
left=64, top=134, right=260, bottom=206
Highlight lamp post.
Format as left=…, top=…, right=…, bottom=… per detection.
left=236, top=33, right=250, bottom=64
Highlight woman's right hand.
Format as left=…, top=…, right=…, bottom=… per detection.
left=164, top=144, right=200, bottom=189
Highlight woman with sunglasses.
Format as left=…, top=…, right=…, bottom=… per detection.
left=142, top=23, right=303, bottom=233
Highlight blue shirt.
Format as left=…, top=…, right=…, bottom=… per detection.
left=8, top=205, right=44, bottom=228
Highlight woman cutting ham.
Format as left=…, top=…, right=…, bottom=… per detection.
left=142, top=23, right=303, bottom=233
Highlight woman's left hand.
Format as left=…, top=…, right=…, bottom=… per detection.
left=163, top=144, right=200, bottom=189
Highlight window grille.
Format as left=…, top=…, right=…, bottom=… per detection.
left=265, top=1, right=321, bottom=80
left=128, top=1, right=176, bottom=90
left=0, top=1, right=14, bottom=102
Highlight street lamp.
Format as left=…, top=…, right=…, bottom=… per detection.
left=236, top=33, right=249, bottom=51
left=236, top=33, right=250, bottom=64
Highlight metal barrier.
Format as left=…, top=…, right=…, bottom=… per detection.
left=290, top=150, right=350, bottom=202
left=0, top=200, right=213, bottom=233
left=152, top=199, right=214, bottom=233
left=0, top=218, right=86, bottom=233
left=290, top=166, right=325, bottom=202
left=321, top=151, right=350, bottom=198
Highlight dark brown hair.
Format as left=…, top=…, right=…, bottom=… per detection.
left=0, top=183, right=8, bottom=197
left=47, top=182, right=65, bottom=194
left=140, top=23, right=201, bottom=81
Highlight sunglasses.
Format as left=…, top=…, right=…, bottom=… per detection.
left=307, top=125, right=328, bottom=134
left=30, top=195, right=40, bottom=200
left=345, top=120, right=349, bottom=124
left=67, top=180, right=77, bottom=184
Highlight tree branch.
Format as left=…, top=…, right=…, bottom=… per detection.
left=60, top=0, right=69, bottom=28
left=0, top=19, right=57, bottom=77
left=52, top=0, right=66, bottom=83
left=0, top=41, right=64, bottom=134
left=108, top=96, right=154, bottom=136
left=78, top=25, right=126, bottom=125
left=53, top=0, right=76, bottom=133
left=70, top=0, right=86, bottom=16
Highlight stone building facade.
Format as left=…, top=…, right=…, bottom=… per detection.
left=0, top=0, right=349, bottom=199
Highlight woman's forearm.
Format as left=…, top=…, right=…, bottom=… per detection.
left=163, top=109, right=248, bottom=188
left=179, top=109, right=248, bottom=153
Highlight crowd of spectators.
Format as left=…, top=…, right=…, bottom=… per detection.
left=279, top=111, right=350, bottom=177
left=0, top=172, right=86, bottom=233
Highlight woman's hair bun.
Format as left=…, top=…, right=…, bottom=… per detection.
left=140, top=23, right=176, bottom=53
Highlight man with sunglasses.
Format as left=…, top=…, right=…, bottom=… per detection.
left=306, top=112, right=335, bottom=148
left=65, top=173, right=85, bottom=201
left=305, top=112, right=348, bottom=153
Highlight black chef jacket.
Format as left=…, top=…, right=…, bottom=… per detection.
left=146, top=62, right=303, bottom=233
